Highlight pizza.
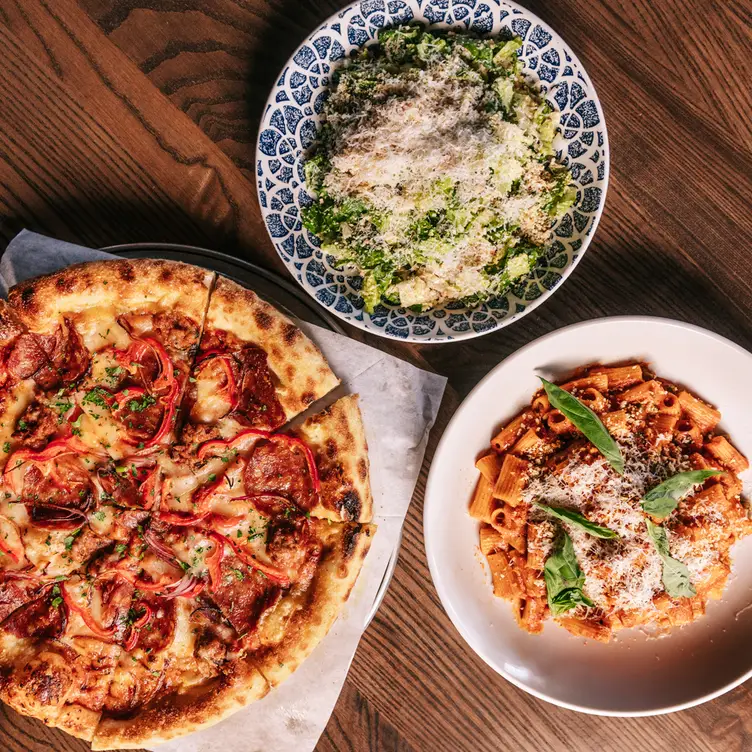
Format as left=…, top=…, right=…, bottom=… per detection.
left=0, top=259, right=375, bottom=748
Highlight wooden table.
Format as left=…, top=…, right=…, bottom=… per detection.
left=0, top=1, right=750, bottom=750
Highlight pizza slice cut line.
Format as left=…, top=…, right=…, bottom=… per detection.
left=0, top=260, right=377, bottom=748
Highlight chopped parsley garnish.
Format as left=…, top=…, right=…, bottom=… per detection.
left=83, top=387, right=112, bottom=411
left=115, top=543, right=127, bottom=555
left=104, top=365, right=124, bottom=383
left=1, top=442, right=9, bottom=453
left=54, top=400, right=74, bottom=421
left=208, top=473, right=216, bottom=483
left=64, top=529, right=82, bottom=551
left=127, top=394, right=157, bottom=413
left=70, top=415, right=83, bottom=436
left=17, top=420, right=27, bottom=430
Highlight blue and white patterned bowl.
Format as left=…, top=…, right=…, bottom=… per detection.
left=256, top=0, right=609, bottom=343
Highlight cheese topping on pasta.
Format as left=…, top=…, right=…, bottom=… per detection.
left=471, top=363, right=751, bottom=642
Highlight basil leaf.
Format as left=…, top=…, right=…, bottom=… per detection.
left=539, top=378, right=624, bottom=474
left=645, top=519, right=696, bottom=598
left=534, top=502, right=619, bottom=539
left=543, top=531, right=594, bottom=615
left=641, top=470, right=724, bottom=519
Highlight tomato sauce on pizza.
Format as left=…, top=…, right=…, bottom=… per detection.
left=0, top=260, right=375, bottom=748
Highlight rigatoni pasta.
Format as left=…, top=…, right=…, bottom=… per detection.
left=471, top=361, right=750, bottom=642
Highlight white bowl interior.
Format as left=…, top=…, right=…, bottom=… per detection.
left=424, top=317, right=752, bottom=715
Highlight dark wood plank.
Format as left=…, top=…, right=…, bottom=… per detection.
left=0, top=0, right=750, bottom=751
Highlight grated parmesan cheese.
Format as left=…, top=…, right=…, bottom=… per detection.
left=522, top=436, right=698, bottom=617
left=302, top=27, right=576, bottom=311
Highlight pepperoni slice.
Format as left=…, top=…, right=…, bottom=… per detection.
left=2, top=589, right=67, bottom=640
left=265, top=516, right=319, bottom=582
left=39, top=318, right=90, bottom=386
left=12, top=402, right=58, bottom=451
left=6, top=333, right=53, bottom=383
left=112, top=388, right=164, bottom=443
left=97, top=467, right=141, bottom=507
left=0, top=576, right=44, bottom=623
left=243, top=440, right=315, bottom=510
left=131, top=596, right=176, bottom=653
left=234, top=345, right=285, bottom=429
left=21, top=458, right=91, bottom=509
left=206, top=553, right=281, bottom=636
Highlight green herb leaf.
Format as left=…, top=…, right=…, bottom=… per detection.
left=539, top=377, right=624, bottom=474
left=127, top=394, right=157, bottom=413
left=543, top=531, right=594, bottom=615
left=641, top=470, right=724, bottom=519
left=534, top=502, right=619, bottom=539
left=83, top=388, right=112, bottom=411
left=645, top=519, right=696, bottom=598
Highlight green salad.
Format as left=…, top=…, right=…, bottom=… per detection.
left=302, top=25, right=576, bottom=312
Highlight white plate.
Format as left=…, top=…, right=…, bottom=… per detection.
left=424, top=317, right=752, bottom=715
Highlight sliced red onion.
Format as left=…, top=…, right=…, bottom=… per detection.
left=29, top=504, right=87, bottom=530
left=143, top=527, right=177, bottom=564
left=160, top=574, right=201, bottom=600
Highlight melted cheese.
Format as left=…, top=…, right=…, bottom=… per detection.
left=191, top=363, right=232, bottom=424
left=70, top=308, right=132, bottom=353
left=77, top=395, right=127, bottom=459
left=522, top=437, right=696, bottom=615
left=0, top=379, right=35, bottom=470
left=170, top=599, right=197, bottom=661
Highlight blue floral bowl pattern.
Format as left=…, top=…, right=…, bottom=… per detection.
left=256, top=0, right=608, bottom=342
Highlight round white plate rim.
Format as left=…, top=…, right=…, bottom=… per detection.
left=255, top=0, right=610, bottom=344
left=424, top=315, right=752, bottom=716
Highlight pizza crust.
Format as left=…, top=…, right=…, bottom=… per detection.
left=8, top=258, right=214, bottom=333
left=255, top=519, right=375, bottom=686
left=0, top=260, right=377, bottom=747
left=294, top=395, right=374, bottom=522
left=91, top=659, right=269, bottom=750
left=204, top=276, right=339, bottom=421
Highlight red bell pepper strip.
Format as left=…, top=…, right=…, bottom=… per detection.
left=213, top=532, right=290, bottom=586
left=142, top=379, right=179, bottom=449
left=0, top=515, right=24, bottom=563
left=62, top=581, right=118, bottom=640
left=114, top=336, right=179, bottom=448
left=140, top=337, right=174, bottom=394
left=205, top=533, right=225, bottom=589
left=122, top=602, right=153, bottom=651
left=3, top=436, right=104, bottom=493
left=196, top=429, right=271, bottom=461
left=138, top=466, right=161, bottom=510
left=195, top=351, right=239, bottom=412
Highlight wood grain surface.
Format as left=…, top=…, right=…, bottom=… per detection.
left=0, top=1, right=751, bottom=750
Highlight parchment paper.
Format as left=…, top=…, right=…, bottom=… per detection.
left=1, top=230, right=447, bottom=752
